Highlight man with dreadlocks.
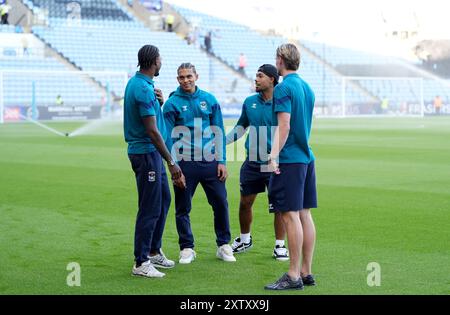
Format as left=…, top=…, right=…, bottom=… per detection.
left=163, top=62, right=236, bottom=264
left=124, top=45, right=186, bottom=278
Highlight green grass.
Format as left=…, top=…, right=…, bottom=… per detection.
left=0, top=118, right=449, bottom=295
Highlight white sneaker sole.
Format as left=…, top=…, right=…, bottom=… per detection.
left=217, top=254, right=236, bottom=262
left=132, top=271, right=165, bottom=278
left=273, top=255, right=290, bottom=261
left=179, top=257, right=195, bottom=264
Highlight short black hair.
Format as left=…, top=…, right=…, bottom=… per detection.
left=177, top=62, right=197, bottom=75
left=258, top=64, right=279, bottom=86
left=137, top=45, right=160, bottom=70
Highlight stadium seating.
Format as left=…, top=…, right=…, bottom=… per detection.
left=31, top=19, right=249, bottom=101
left=0, top=56, right=102, bottom=106
left=0, top=25, right=18, bottom=33
left=25, top=0, right=252, bottom=106
left=22, top=0, right=132, bottom=21
left=4, top=1, right=448, bottom=114
left=171, top=5, right=369, bottom=107
left=301, top=39, right=450, bottom=103
left=301, top=40, right=394, bottom=66
left=172, top=4, right=450, bottom=105
left=172, top=5, right=281, bottom=77
left=2, top=0, right=251, bottom=112
left=423, top=79, right=450, bottom=102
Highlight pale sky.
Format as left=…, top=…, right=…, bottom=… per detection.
left=166, top=0, right=450, bottom=45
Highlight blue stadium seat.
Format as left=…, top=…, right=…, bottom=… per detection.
left=0, top=57, right=102, bottom=106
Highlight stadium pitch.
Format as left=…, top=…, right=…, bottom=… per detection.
left=0, top=118, right=449, bottom=295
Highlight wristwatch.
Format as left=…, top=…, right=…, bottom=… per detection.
left=168, top=159, right=176, bottom=166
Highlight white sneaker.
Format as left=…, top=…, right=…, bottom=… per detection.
left=179, top=248, right=196, bottom=264
left=132, top=260, right=165, bottom=278
left=216, top=244, right=236, bottom=262
left=273, top=245, right=289, bottom=261
left=148, top=250, right=175, bottom=269
left=231, top=236, right=253, bottom=253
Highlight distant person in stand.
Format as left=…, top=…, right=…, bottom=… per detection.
left=237, top=53, right=247, bottom=75
left=22, top=37, right=29, bottom=56
left=433, top=95, right=442, bottom=115
left=381, top=97, right=389, bottom=114
left=204, top=31, right=212, bottom=54
left=55, top=95, right=64, bottom=106
left=0, top=1, right=12, bottom=25
left=166, top=14, right=174, bottom=32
